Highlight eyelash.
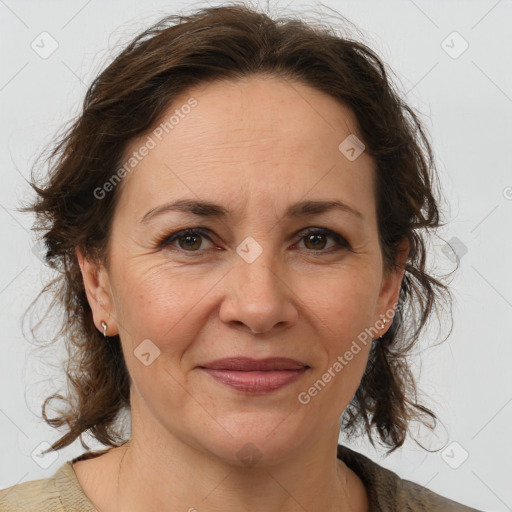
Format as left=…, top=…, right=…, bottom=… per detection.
left=156, top=227, right=352, bottom=256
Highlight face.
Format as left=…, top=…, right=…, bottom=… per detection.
left=78, top=75, right=406, bottom=466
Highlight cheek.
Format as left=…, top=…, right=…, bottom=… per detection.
left=300, top=265, right=379, bottom=342
left=110, top=266, right=212, bottom=395
left=298, top=268, right=377, bottom=393
left=114, top=262, right=212, bottom=338
left=300, top=281, right=374, bottom=418
left=114, top=267, right=202, bottom=409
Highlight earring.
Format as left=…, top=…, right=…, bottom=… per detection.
left=101, top=321, right=108, bottom=338
left=379, top=316, right=387, bottom=339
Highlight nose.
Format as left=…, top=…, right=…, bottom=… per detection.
left=218, top=248, right=298, bottom=335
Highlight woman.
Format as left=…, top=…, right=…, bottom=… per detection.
left=0, top=3, right=482, bottom=511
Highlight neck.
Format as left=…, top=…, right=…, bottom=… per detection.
left=109, top=407, right=358, bottom=512
left=116, top=443, right=354, bottom=512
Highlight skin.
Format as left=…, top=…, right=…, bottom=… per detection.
left=74, top=74, right=408, bottom=512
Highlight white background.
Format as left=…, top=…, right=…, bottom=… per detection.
left=1, top=1, right=511, bottom=510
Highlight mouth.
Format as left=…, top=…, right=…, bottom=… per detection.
left=198, top=357, right=310, bottom=393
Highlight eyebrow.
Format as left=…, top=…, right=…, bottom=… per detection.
left=140, top=198, right=364, bottom=224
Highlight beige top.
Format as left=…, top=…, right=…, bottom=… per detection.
left=0, top=444, right=482, bottom=511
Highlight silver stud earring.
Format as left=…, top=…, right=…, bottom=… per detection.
left=101, top=321, right=108, bottom=338
left=379, top=316, right=387, bottom=339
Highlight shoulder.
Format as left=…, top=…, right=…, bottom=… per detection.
left=337, top=444, right=483, bottom=511
left=395, top=476, right=482, bottom=511
left=0, top=468, right=62, bottom=512
left=0, top=460, right=97, bottom=512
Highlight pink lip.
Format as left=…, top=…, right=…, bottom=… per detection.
left=198, top=357, right=310, bottom=393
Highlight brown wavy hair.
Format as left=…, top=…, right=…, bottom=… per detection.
left=20, top=2, right=456, bottom=456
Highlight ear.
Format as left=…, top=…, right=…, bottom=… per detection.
left=374, top=238, right=409, bottom=337
left=75, top=246, right=118, bottom=337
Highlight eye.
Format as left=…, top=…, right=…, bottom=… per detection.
left=158, top=228, right=214, bottom=253
left=156, top=227, right=352, bottom=255
left=295, top=227, right=352, bottom=253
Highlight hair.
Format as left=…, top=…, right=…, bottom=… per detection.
left=20, top=2, right=456, bottom=456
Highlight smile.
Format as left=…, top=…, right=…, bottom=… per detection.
left=198, top=357, right=310, bottom=393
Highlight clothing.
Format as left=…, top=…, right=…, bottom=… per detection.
left=0, top=444, right=482, bottom=511
left=336, top=445, right=481, bottom=511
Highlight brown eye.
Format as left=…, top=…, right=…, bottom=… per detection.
left=297, top=228, right=351, bottom=252
left=157, top=227, right=351, bottom=256
left=159, top=228, right=214, bottom=252
left=177, top=233, right=203, bottom=250
left=303, top=233, right=328, bottom=250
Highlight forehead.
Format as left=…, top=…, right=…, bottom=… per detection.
left=115, top=75, right=376, bottom=224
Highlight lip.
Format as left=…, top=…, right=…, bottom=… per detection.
left=198, top=357, right=310, bottom=393
left=200, top=357, right=308, bottom=371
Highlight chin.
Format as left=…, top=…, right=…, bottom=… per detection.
left=190, top=416, right=313, bottom=468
